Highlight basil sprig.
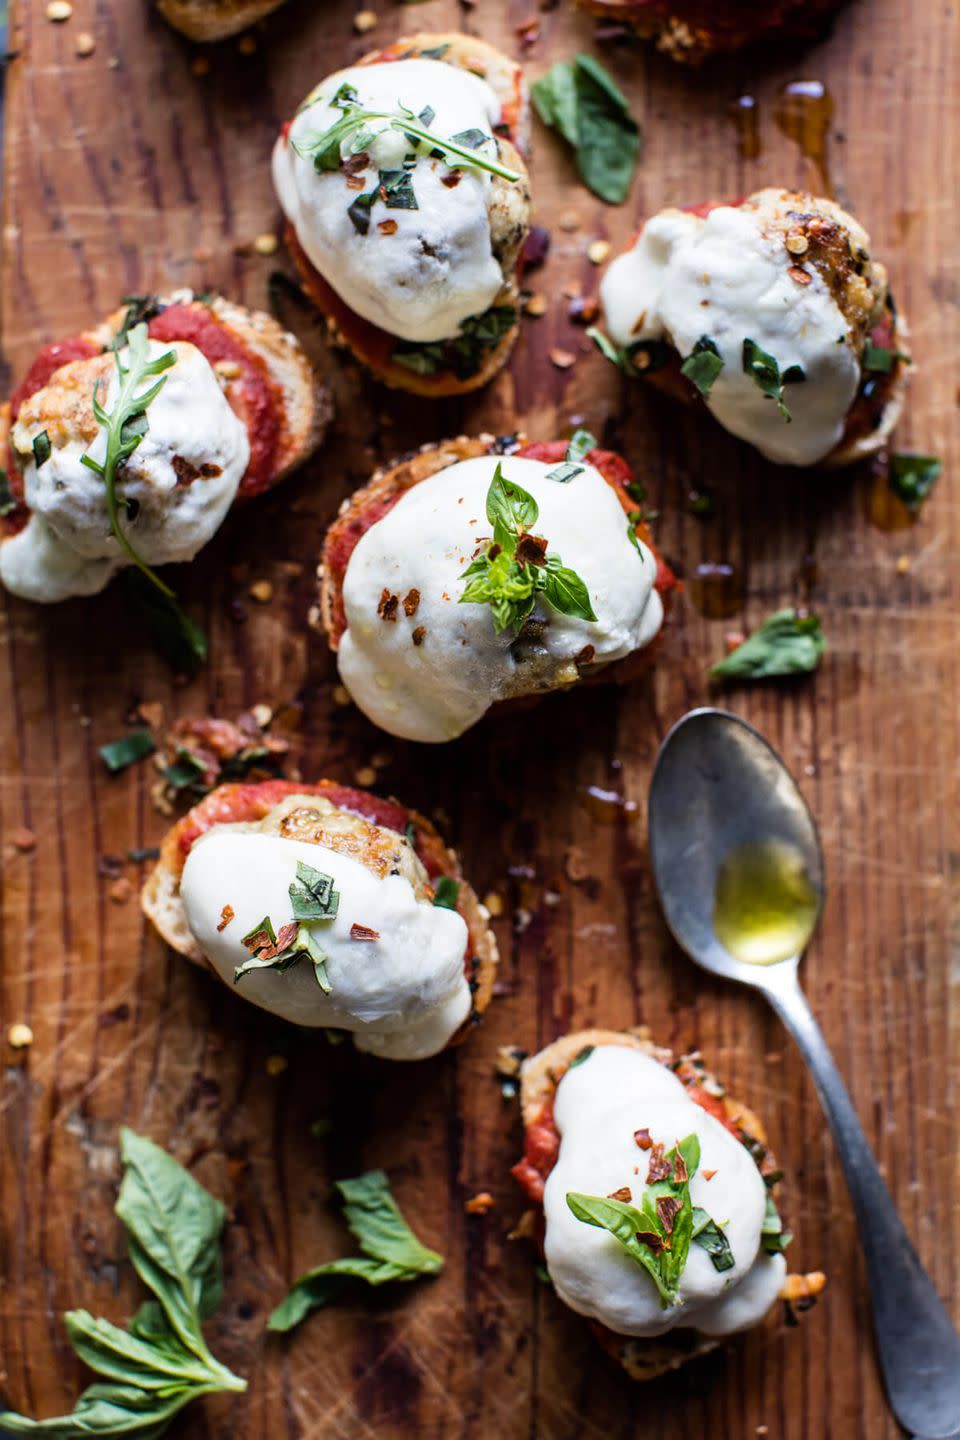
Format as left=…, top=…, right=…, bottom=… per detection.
left=567, top=1134, right=707, bottom=1307
left=268, top=1170, right=444, bottom=1335
left=711, top=608, right=826, bottom=681
left=235, top=860, right=341, bottom=991
left=742, top=338, right=806, bottom=421
left=0, top=1130, right=245, bottom=1436
left=294, top=82, right=520, bottom=183
left=459, top=463, right=597, bottom=635
left=531, top=54, right=640, bottom=204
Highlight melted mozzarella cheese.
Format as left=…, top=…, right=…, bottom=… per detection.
left=1, top=340, right=249, bottom=603
left=179, top=829, right=471, bottom=1060
left=542, top=1046, right=786, bottom=1338
left=273, top=59, right=506, bottom=343
left=336, top=455, right=664, bottom=743
left=600, top=199, right=861, bottom=466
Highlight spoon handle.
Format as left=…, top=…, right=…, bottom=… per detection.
left=760, top=964, right=960, bottom=1440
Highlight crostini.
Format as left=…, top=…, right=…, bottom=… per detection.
left=155, top=0, right=288, bottom=43
left=142, top=779, right=498, bottom=1060
left=272, top=34, right=531, bottom=397
left=315, top=433, right=678, bottom=743
left=575, top=0, right=843, bottom=63
left=592, top=189, right=908, bottom=467
left=512, top=1030, right=823, bottom=1379
left=0, top=291, right=326, bottom=604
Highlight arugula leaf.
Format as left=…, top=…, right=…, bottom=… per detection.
left=532, top=54, right=640, bottom=203
left=742, top=338, right=806, bottom=421
left=710, top=609, right=826, bottom=682
left=268, top=1170, right=443, bottom=1335
left=692, top=1208, right=736, bottom=1272
left=0, top=1131, right=244, bottom=1437
left=760, top=1191, right=793, bottom=1256
left=432, top=876, right=460, bottom=910
left=889, top=453, right=941, bottom=512
left=680, top=336, right=724, bottom=397
left=100, top=731, right=156, bottom=774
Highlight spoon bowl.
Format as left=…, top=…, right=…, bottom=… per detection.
left=648, top=707, right=825, bottom=983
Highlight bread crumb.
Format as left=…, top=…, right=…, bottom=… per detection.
left=354, top=766, right=377, bottom=787
left=465, top=1192, right=495, bottom=1215
left=549, top=348, right=577, bottom=370
left=47, top=0, right=72, bottom=20
left=265, top=1054, right=288, bottom=1077
left=11, top=827, right=36, bottom=852
left=109, top=877, right=133, bottom=905
left=483, top=891, right=504, bottom=917
left=524, top=294, right=547, bottom=317
left=780, top=1270, right=827, bottom=1301
left=7, top=1023, right=34, bottom=1050
left=191, top=55, right=211, bottom=77
left=74, top=31, right=95, bottom=56
left=254, top=232, right=278, bottom=257
left=332, top=685, right=353, bottom=707
left=558, top=211, right=580, bottom=232
left=896, top=554, right=911, bottom=574
left=587, top=239, right=610, bottom=265
left=249, top=579, right=274, bottom=604
left=353, top=9, right=378, bottom=31
left=137, top=701, right=164, bottom=730
left=237, top=33, right=257, bottom=54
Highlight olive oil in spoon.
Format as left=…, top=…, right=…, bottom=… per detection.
left=713, top=838, right=820, bottom=965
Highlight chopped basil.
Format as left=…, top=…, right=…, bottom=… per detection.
left=742, top=338, right=806, bottom=421
left=123, top=571, right=207, bottom=676
left=31, top=430, right=52, bottom=468
left=267, top=1170, right=443, bottom=1335
left=128, top=846, right=160, bottom=863
left=391, top=304, right=516, bottom=381
left=289, top=859, right=340, bottom=921
left=107, top=294, right=165, bottom=352
left=588, top=326, right=669, bottom=377
left=567, top=1045, right=595, bottom=1070
left=163, top=754, right=205, bottom=790
left=692, top=1208, right=736, bottom=1272
left=680, top=335, right=724, bottom=397
left=458, top=463, right=597, bottom=634
left=347, top=189, right=376, bottom=235
left=889, top=453, right=942, bottom=511
left=566, top=428, right=597, bottom=463
left=235, top=863, right=341, bottom=989
left=450, top=127, right=489, bottom=150
left=418, top=43, right=450, bottom=60
left=625, top=509, right=646, bottom=556
left=380, top=167, right=418, bottom=210
left=545, top=463, right=584, bottom=484
left=432, top=876, right=460, bottom=910
left=761, top=1191, right=793, bottom=1255
left=531, top=54, right=641, bottom=204
left=0, top=467, right=16, bottom=517
left=711, top=609, right=826, bottom=682
left=862, top=340, right=893, bottom=373
left=99, top=730, right=156, bottom=774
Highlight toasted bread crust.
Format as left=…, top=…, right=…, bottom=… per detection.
left=280, top=34, right=530, bottom=397
left=141, top=780, right=498, bottom=1040
left=515, top=1029, right=809, bottom=1382
left=155, top=0, right=287, bottom=43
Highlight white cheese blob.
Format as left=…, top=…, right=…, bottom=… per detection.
left=543, top=1046, right=786, bottom=1338
left=336, top=455, right=664, bottom=743
left=180, top=830, right=471, bottom=1060
left=600, top=201, right=861, bottom=465
left=1, top=340, right=249, bottom=603
left=273, top=59, right=506, bottom=342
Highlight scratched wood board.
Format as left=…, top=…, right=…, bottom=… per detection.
left=0, top=0, right=957, bottom=1435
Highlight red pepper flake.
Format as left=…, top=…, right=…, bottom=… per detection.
left=402, top=588, right=421, bottom=617
left=343, top=152, right=369, bottom=176
left=634, top=1127, right=653, bottom=1151
left=646, top=1143, right=671, bottom=1183
left=636, top=1230, right=665, bottom=1254
left=465, top=1191, right=495, bottom=1215
left=656, top=1194, right=681, bottom=1234
left=345, top=174, right=366, bottom=191
left=377, top=219, right=398, bottom=235
left=788, top=265, right=812, bottom=286
left=673, top=1149, right=688, bottom=1185
left=377, top=589, right=400, bottom=622
left=350, top=923, right=380, bottom=941
left=607, top=1186, right=632, bottom=1203
left=515, top=533, right=548, bottom=567
left=575, top=644, right=596, bottom=666
left=441, top=172, right=463, bottom=189
left=172, top=455, right=222, bottom=486
left=272, top=921, right=299, bottom=953
left=217, top=904, right=235, bottom=932
left=242, top=925, right=273, bottom=954
left=412, top=626, right=426, bottom=646
left=703, top=1168, right=717, bottom=1181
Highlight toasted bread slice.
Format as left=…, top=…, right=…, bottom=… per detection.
left=279, top=34, right=531, bottom=397
left=314, top=435, right=678, bottom=706
left=0, top=289, right=329, bottom=537
left=142, top=778, right=498, bottom=1036
left=155, top=0, right=287, bottom=42
left=574, top=0, right=843, bottom=63
left=514, top=1029, right=823, bottom=1381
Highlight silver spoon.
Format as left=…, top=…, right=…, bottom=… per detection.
left=648, top=707, right=960, bottom=1440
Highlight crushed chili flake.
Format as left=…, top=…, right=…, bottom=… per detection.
left=656, top=1194, right=682, bottom=1234
left=377, top=589, right=400, bottom=622
left=646, top=1142, right=671, bottom=1183
left=343, top=152, right=369, bottom=176
left=172, top=455, right=223, bottom=486
left=412, top=626, right=426, bottom=646
left=575, top=644, right=596, bottom=665
left=273, top=921, right=299, bottom=953
left=673, top=1150, right=688, bottom=1185
left=634, top=1127, right=653, bottom=1151
left=441, top=172, right=463, bottom=189
left=378, top=219, right=399, bottom=235
left=636, top=1230, right=665, bottom=1254
left=788, top=265, right=812, bottom=286
left=217, top=904, right=235, bottom=932
left=402, top=588, right=421, bottom=617
left=703, top=1168, right=717, bottom=1181
left=607, top=1186, right=632, bottom=1203
left=242, top=925, right=275, bottom=955
left=345, top=174, right=366, bottom=191
left=350, top=922, right=380, bottom=941
left=515, top=533, right=548, bottom=567
left=465, top=1191, right=496, bottom=1215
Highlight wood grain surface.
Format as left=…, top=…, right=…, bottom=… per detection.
left=0, top=0, right=957, bottom=1436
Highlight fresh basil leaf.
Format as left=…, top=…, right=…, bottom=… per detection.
left=31, top=430, right=52, bottom=468
left=680, top=336, right=724, bottom=397
left=63, top=1312, right=208, bottom=1391
left=691, top=1209, right=736, bottom=1272
left=741, top=338, right=804, bottom=421
left=268, top=1170, right=444, bottom=1335
left=566, top=429, right=597, bottom=464
left=432, top=876, right=460, bottom=909
left=889, top=453, right=941, bottom=511
left=533, top=55, right=640, bottom=203
left=486, top=462, right=539, bottom=539
left=565, top=1192, right=677, bottom=1305
left=711, top=608, right=826, bottom=681
left=543, top=561, right=597, bottom=622
left=0, top=1380, right=202, bottom=1437
left=99, top=731, right=156, bottom=774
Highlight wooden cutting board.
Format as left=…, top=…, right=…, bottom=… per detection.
left=0, top=0, right=956, bottom=1435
